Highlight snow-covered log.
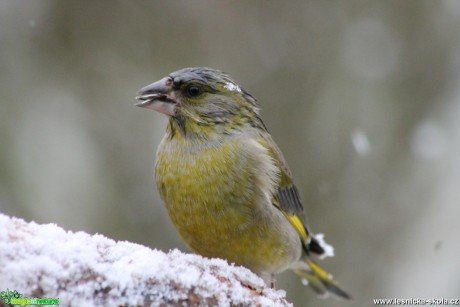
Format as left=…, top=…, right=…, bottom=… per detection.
left=0, top=213, right=291, bottom=306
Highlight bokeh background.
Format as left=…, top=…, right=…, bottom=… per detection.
left=1, top=1, right=460, bottom=306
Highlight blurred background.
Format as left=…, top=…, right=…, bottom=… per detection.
left=1, top=1, right=460, bottom=305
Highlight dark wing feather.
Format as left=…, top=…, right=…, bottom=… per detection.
left=258, top=131, right=325, bottom=255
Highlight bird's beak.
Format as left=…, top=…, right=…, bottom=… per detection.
left=135, top=77, right=178, bottom=116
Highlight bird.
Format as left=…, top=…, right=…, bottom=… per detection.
left=135, top=67, right=351, bottom=299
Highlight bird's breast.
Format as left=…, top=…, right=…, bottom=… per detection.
left=155, top=138, right=257, bottom=243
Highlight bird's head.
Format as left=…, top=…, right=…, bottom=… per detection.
left=136, top=67, right=264, bottom=139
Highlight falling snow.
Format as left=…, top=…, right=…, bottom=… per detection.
left=351, top=130, right=371, bottom=156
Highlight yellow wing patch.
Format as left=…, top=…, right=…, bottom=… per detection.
left=305, top=258, right=331, bottom=281
left=281, top=211, right=308, bottom=243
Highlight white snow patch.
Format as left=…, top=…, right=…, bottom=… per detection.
left=314, top=233, right=335, bottom=259
left=224, top=82, right=242, bottom=92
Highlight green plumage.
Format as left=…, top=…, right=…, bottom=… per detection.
left=136, top=67, right=351, bottom=299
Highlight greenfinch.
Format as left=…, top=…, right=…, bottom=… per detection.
left=136, top=67, right=350, bottom=299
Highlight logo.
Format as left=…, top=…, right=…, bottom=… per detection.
left=1, top=289, right=59, bottom=306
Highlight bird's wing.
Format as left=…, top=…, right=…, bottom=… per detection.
left=257, top=132, right=324, bottom=255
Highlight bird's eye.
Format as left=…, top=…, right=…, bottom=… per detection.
left=186, top=85, right=202, bottom=97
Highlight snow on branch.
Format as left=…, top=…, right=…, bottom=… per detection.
left=0, top=213, right=291, bottom=306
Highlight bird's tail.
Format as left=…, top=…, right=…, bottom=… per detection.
left=293, top=257, right=352, bottom=300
